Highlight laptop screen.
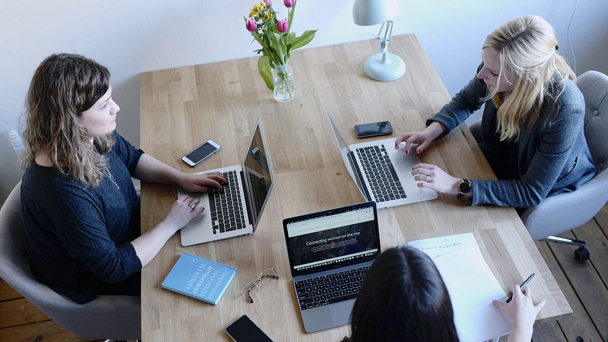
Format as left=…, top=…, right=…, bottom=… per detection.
left=283, top=202, right=380, bottom=277
left=325, top=107, right=369, bottom=201
left=242, top=119, right=274, bottom=231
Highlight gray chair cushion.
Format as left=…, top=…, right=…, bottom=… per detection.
left=0, top=182, right=141, bottom=340
left=578, top=70, right=608, bottom=172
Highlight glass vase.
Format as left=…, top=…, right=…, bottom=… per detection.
left=272, top=64, right=295, bottom=102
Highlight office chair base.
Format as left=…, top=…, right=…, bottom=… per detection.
left=574, top=246, right=590, bottom=262
left=544, top=235, right=590, bottom=261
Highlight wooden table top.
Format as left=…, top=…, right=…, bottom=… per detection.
left=139, top=34, right=571, bottom=341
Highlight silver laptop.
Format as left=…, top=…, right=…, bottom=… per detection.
left=178, top=118, right=274, bottom=246
left=325, top=108, right=437, bottom=209
left=282, top=201, right=381, bottom=333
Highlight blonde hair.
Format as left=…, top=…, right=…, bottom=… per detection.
left=483, top=15, right=576, bottom=141
left=22, top=53, right=115, bottom=188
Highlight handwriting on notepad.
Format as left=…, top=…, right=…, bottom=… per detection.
left=414, top=242, right=464, bottom=259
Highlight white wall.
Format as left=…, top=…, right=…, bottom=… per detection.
left=1, top=0, right=607, bottom=205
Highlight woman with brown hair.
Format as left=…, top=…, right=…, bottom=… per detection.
left=20, top=53, right=225, bottom=304
left=396, top=15, right=596, bottom=209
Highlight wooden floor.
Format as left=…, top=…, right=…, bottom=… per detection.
left=1, top=206, right=607, bottom=342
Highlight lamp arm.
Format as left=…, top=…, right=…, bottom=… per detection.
left=378, top=20, right=394, bottom=55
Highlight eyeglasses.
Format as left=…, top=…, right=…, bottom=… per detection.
left=240, top=268, right=279, bottom=303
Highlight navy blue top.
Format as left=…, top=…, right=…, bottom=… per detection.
left=21, top=131, right=144, bottom=304
left=428, top=64, right=596, bottom=207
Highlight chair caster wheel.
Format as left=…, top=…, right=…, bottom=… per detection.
left=574, top=247, right=590, bottom=261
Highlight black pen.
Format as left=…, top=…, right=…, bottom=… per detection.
left=506, top=273, right=535, bottom=303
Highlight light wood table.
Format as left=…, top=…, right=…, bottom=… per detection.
left=139, top=34, right=571, bottom=341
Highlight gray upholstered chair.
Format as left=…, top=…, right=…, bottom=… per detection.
left=0, top=182, right=141, bottom=340
left=469, top=70, right=608, bottom=261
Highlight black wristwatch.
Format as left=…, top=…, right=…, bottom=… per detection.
left=457, top=179, right=471, bottom=198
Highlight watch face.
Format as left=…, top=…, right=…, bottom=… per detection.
left=459, top=181, right=471, bottom=193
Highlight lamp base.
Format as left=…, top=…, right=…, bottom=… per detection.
left=364, top=52, right=406, bottom=82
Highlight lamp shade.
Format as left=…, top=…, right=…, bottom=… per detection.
left=353, top=0, right=400, bottom=26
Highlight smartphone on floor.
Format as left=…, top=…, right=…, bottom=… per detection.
left=182, top=140, right=221, bottom=167
left=225, top=314, right=274, bottom=342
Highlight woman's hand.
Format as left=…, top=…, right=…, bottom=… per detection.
left=493, top=286, right=546, bottom=342
left=394, top=121, right=446, bottom=154
left=412, top=163, right=463, bottom=195
left=178, top=171, right=227, bottom=193
left=132, top=195, right=206, bottom=266
left=162, top=195, right=205, bottom=233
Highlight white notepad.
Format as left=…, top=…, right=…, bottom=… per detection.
left=408, top=233, right=511, bottom=342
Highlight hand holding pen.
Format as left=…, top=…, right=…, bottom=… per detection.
left=507, top=273, right=535, bottom=303
left=492, top=274, right=546, bottom=341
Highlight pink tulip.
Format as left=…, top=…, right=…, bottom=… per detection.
left=277, top=18, right=289, bottom=33
left=246, top=17, right=258, bottom=32
left=264, top=0, right=272, bottom=7
left=284, top=0, right=294, bottom=8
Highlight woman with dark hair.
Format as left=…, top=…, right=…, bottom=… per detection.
left=20, top=53, right=226, bottom=304
left=342, top=246, right=545, bottom=342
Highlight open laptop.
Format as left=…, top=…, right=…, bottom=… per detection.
left=325, top=108, right=437, bottom=209
left=282, top=201, right=381, bottom=333
left=178, top=118, right=274, bottom=246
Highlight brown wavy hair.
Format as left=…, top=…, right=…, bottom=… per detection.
left=483, top=15, right=576, bottom=142
left=21, top=53, right=115, bottom=188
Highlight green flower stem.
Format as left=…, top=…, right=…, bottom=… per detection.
left=277, top=67, right=293, bottom=99
left=252, top=32, right=280, bottom=66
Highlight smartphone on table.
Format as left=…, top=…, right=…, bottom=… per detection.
left=354, top=121, right=393, bottom=138
left=225, top=314, right=274, bottom=342
left=181, top=140, right=221, bottom=167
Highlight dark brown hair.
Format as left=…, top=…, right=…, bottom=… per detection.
left=22, top=53, right=115, bottom=187
left=343, top=246, right=459, bottom=342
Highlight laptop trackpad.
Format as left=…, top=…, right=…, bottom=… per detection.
left=330, top=299, right=355, bottom=326
left=302, top=306, right=334, bottom=333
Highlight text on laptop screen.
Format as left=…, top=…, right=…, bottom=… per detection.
left=243, top=123, right=273, bottom=229
left=286, top=207, right=379, bottom=272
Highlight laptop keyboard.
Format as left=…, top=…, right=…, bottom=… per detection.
left=209, top=171, right=246, bottom=234
left=356, top=145, right=406, bottom=202
left=294, top=266, right=370, bottom=310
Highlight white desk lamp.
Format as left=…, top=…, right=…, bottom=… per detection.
left=353, top=0, right=405, bottom=81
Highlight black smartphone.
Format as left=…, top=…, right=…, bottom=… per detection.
left=181, top=140, right=221, bottom=167
left=354, top=121, right=393, bottom=138
left=225, top=314, right=274, bottom=342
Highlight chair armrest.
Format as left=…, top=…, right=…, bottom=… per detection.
left=521, top=170, right=608, bottom=240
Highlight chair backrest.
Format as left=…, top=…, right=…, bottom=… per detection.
left=0, top=182, right=141, bottom=340
left=578, top=71, right=608, bottom=172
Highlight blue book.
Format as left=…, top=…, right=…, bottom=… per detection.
left=161, top=253, right=237, bottom=305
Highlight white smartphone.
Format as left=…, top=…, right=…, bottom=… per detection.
left=181, top=140, right=221, bottom=167
left=225, top=314, right=273, bottom=342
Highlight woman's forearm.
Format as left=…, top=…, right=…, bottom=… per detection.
left=134, top=153, right=182, bottom=185
left=131, top=220, right=178, bottom=267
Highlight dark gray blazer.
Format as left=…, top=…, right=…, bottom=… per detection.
left=429, top=66, right=596, bottom=207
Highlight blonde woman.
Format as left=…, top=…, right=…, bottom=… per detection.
left=396, top=15, right=596, bottom=208
left=20, top=54, right=226, bottom=304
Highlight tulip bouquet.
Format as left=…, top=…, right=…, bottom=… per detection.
left=245, top=0, right=316, bottom=101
